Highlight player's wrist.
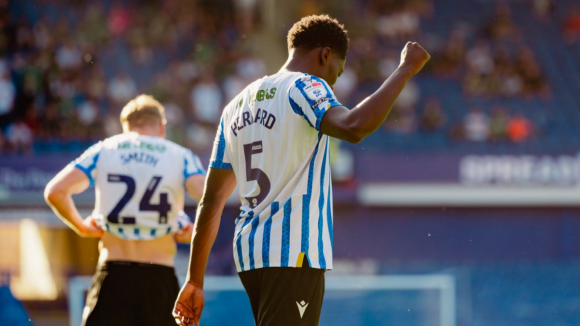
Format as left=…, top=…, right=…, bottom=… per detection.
left=396, top=64, right=419, bottom=78
left=186, top=276, right=203, bottom=289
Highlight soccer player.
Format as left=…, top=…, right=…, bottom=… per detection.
left=173, top=15, right=430, bottom=326
left=44, top=95, right=206, bottom=326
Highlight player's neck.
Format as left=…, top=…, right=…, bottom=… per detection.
left=280, top=50, right=320, bottom=76
left=125, top=128, right=162, bottom=137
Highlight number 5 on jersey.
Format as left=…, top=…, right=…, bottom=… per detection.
left=243, top=141, right=271, bottom=208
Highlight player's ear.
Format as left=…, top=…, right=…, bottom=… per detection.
left=320, top=47, right=332, bottom=65
left=159, top=120, right=166, bottom=138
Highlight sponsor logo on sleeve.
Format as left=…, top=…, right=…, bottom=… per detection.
left=311, top=97, right=332, bottom=110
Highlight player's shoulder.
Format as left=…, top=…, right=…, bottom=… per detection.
left=291, top=73, right=330, bottom=92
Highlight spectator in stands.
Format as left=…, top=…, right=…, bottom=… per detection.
left=488, top=106, right=509, bottom=142
left=464, top=108, right=489, bottom=142
left=55, top=40, right=83, bottom=71
left=6, top=119, right=33, bottom=153
left=222, top=73, right=247, bottom=103
left=466, top=40, right=494, bottom=75
left=379, top=51, right=399, bottom=80
left=433, top=28, right=466, bottom=77
left=483, top=3, right=518, bottom=40
left=190, top=72, right=222, bottom=125
left=0, top=69, right=15, bottom=120
left=563, top=5, right=580, bottom=43
left=108, top=3, right=131, bottom=37
left=420, top=97, right=445, bottom=132
left=376, top=6, right=420, bottom=41
left=333, top=67, right=357, bottom=105
left=237, top=52, right=266, bottom=81
left=107, top=72, right=138, bottom=106
left=86, top=65, right=107, bottom=103
left=515, top=47, right=549, bottom=98
left=507, top=113, right=533, bottom=143
left=386, top=105, right=417, bottom=135
left=531, top=0, right=555, bottom=22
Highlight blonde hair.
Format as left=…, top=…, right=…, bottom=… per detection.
left=120, top=94, right=166, bottom=132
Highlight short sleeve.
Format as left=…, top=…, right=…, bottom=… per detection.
left=70, top=142, right=102, bottom=186
left=209, top=117, right=233, bottom=170
left=184, top=149, right=206, bottom=180
left=288, top=75, right=343, bottom=131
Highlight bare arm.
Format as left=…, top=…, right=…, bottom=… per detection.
left=320, top=42, right=431, bottom=143
left=44, top=165, right=103, bottom=238
left=185, top=174, right=205, bottom=202
left=185, top=168, right=236, bottom=286
left=174, top=167, right=236, bottom=325
left=174, top=174, right=207, bottom=243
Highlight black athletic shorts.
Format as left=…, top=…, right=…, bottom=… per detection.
left=238, top=258, right=326, bottom=326
left=82, top=261, right=180, bottom=326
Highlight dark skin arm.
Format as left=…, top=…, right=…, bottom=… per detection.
left=320, top=42, right=430, bottom=143
left=173, top=168, right=237, bottom=326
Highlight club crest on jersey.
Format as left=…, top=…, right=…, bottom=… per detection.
left=305, top=85, right=324, bottom=100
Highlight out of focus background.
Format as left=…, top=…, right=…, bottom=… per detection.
left=1, top=0, right=580, bottom=325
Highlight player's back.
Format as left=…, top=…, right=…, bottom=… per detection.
left=211, top=71, right=342, bottom=271
left=73, top=132, right=204, bottom=241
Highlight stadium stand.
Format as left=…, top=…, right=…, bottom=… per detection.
left=2, top=0, right=580, bottom=156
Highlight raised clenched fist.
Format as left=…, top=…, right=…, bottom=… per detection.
left=399, top=42, right=431, bottom=76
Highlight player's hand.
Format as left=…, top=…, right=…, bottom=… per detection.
left=173, top=282, right=204, bottom=326
left=399, top=41, right=431, bottom=76
left=175, top=223, right=194, bottom=243
left=78, top=216, right=104, bottom=238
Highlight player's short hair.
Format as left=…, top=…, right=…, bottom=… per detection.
left=287, top=14, right=349, bottom=59
left=120, top=94, right=166, bottom=132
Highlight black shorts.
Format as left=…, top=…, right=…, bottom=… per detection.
left=238, top=260, right=326, bottom=326
left=82, top=261, right=180, bottom=326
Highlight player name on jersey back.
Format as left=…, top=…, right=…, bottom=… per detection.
left=72, top=132, right=205, bottom=240
left=210, top=72, right=342, bottom=272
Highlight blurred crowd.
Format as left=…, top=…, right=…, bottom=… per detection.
left=1, top=0, right=575, bottom=155
left=0, top=0, right=263, bottom=154
left=298, top=0, right=565, bottom=146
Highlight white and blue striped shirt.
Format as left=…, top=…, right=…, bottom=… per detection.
left=72, top=132, right=205, bottom=240
left=209, top=72, right=341, bottom=272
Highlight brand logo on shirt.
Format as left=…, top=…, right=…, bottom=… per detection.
left=312, top=82, right=322, bottom=87
left=296, top=300, right=309, bottom=318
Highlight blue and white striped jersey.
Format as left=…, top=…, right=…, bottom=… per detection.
left=210, top=72, right=342, bottom=272
left=72, top=132, right=205, bottom=240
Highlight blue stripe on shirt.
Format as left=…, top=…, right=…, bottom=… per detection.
left=318, top=138, right=328, bottom=269
left=210, top=119, right=233, bottom=170
left=300, top=134, right=323, bottom=261
left=289, top=95, right=315, bottom=128
left=73, top=153, right=100, bottom=186
left=262, top=202, right=279, bottom=268
left=184, top=154, right=205, bottom=180
left=209, top=161, right=232, bottom=169
left=327, top=180, right=333, bottom=248
left=248, top=213, right=261, bottom=270
left=236, top=212, right=253, bottom=271
left=281, top=198, right=292, bottom=267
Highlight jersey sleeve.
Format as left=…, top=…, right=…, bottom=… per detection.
left=288, top=75, right=343, bottom=131
left=70, top=141, right=102, bottom=186
left=184, top=149, right=206, bottom=180
left=209, top=116, right=233, bottom=170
